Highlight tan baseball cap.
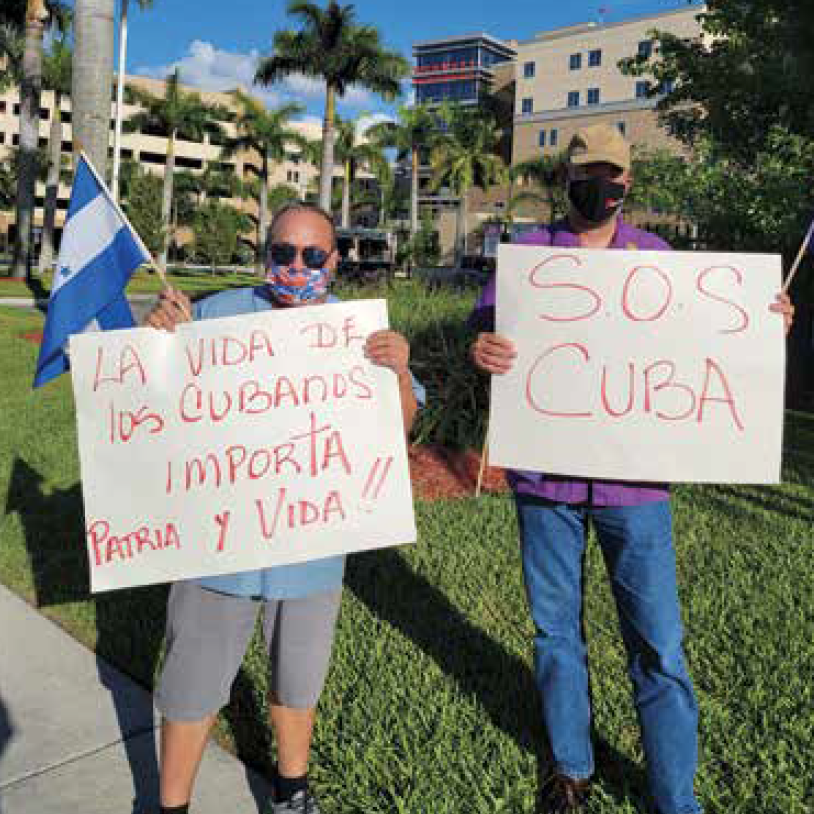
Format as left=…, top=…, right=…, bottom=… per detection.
left=566, top=124, right=631, bottom=172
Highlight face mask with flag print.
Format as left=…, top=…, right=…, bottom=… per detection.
left=265, top=263, right=331, bottom=305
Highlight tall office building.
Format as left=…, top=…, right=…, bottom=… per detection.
left=411, top=34, right=517, bottom=260
left=412, top=33, right=516, bottom=106
left=512, top=6, right=703, bottom=164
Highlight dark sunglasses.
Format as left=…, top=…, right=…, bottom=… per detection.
left=269, top=242, right=330, bottom=270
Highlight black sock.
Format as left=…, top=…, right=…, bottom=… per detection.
left=274, top=766, right=308, bottom=802
left=160, top=805, right=190, bottom=814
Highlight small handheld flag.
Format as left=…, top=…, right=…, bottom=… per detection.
left=782, top=213, right=814, bottom=294
left=33, top=153, right=151, bottom=388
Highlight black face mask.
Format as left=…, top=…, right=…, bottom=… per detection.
left=567, top=177, right=626, bottom=224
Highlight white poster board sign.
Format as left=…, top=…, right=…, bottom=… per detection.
left=490, top=246, right=785, bottom=483
left=70, top=300, right=416, bottom=593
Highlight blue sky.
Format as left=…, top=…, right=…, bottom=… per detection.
left=118, top=0, right=700, bottom=127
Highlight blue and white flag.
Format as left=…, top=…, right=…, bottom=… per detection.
left=34, top=154, right=151, bottom=388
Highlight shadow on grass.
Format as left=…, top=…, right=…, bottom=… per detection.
left=4, top=458, right=267, bottom=813
left=345, top=548, right=650, bottom=812
left=703, top=482, right=814, bottom=525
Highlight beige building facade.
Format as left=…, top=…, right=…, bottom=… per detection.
left=512, top=6, right=703, bottom=165
left=413, top=6, right=705, bottom=259
left=0, top=74, right=325, bottom=256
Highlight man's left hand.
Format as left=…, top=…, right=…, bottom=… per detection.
left=770, top=292, right=794, bottom=337
left=364, top=330, right=409, bottom=375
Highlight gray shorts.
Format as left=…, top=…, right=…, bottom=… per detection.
left=155, top=582, right=342, bottom=721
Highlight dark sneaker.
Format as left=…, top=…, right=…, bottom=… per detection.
left=269, top=789, right=321, bottom=814
left=540, top=773, right=591, bottom=813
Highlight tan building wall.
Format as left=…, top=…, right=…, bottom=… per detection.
left=514, top=7, right=702, bottom=119
left=0, top=74, right=329, bottom=253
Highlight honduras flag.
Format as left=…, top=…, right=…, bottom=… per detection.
left=33, top=154, right=151, bottom=388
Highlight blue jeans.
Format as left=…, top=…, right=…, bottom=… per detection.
left=516, top=495, right=701, bottom=814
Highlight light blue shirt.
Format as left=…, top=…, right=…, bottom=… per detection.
left=186, top=286, right=425, bottom=599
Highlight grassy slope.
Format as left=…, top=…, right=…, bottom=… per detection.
left=1, top=301, right=812, bottom=813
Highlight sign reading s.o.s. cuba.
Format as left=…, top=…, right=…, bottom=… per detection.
left=70, top=300, right=416, bottom=593
left=490, top=246, right=785, bottom=484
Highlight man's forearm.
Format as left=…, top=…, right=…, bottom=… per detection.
left=397, top=371, right=419, bottom=434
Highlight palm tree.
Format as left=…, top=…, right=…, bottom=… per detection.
left=508, top=154, right=565, bottom=224
left=72, top=0, right=115, bottom=178
left=222, top=90, right=306, bottom=272
left=254, top=0, right=408, bottom=211
left=332, top=114, right=389, bottom=228
left=5, top=0, right=68, bottom=278
left=0, top=23, right=23, bottom=92
left=429, top=106, right=506, bottom=265
left=125, top=70, right=227, bottom=267
left=38, top=35, right=72, bottom=275
left=367, top=104, right=438, bottom=236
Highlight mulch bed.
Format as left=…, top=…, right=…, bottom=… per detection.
left=408, top=444, right=508, bottom=500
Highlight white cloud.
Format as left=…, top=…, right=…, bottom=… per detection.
left=135, top=41, right=386, bottom=114
left=357, top=112, right=395, bottom=136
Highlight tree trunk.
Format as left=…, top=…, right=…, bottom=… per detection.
left=256, top=152, right=269, bottom=276
left=72, top=0, right=115, bottom=179
left=341, top=159, right=350, bottom=228
left=38, top=89, right=63, bottom=276
left=159, top=129, right=176, bottom=269
left=11, top=0, right=48, bottom=279
left=410, top=145, right=419, bottom=235
left=318, top=85, right=336, bottom=212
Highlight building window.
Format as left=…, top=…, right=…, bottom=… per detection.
left=0, top=132, right=4, bottom=145
left=617, top=121, right=626, bottom=135
left=550, top=129, right=558, bottom=146
left=521, top=97, right=533, bottom=114
left=587, top=88, right=600, bottom=105
left=635, top=80, right=650, bottom=99
left=569, top=53, right=582, bottom=71
left=638, top=40, right=653, bottom=58
left=589, top=49, right=602, bottom=67
left=524, top=61, right=535, bottom=78
left=567, top=90, right=580, bottom=107
left=538, top=130, right=546, bottom=147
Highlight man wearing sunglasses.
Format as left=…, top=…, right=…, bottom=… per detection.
left=144, top=202, right=424, bottom=814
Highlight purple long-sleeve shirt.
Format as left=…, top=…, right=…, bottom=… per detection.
left=472, top=219, right=671, bottom=507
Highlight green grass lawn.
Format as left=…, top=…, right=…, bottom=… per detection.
left=0, top=266, right=261, bottom=299
left=1, top=299, right=813, bottom=814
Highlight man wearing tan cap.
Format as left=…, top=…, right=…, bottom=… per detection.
left=469, top=124, right=793, bottom=813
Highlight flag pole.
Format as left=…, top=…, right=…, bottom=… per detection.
left=782, top=217, right=814, bottom=294
left=78, top=151, right=192, bottom=321
left=475, top=423, right=489, bottom=498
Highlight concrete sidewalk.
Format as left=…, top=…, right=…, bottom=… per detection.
left=0, top=584, right=269, bottom=814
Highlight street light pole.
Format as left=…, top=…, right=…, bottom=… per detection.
left=111, top=0, right=129, bottom=202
